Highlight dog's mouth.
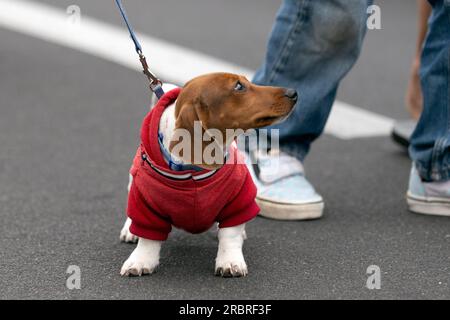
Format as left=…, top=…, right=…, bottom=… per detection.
left=256, top=109, right=293, bottom=126
left=257, top=115, right=281, bottom=124
left=253, top=100, right=297, bottom=127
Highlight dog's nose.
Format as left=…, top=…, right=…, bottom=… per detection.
left=284, top=88, right=298, bottom=102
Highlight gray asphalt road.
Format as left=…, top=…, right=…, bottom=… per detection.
left=1, top=0, right=449, bottom=299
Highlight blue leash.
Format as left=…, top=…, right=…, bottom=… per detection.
left=115, top=0, right=165, bottom=99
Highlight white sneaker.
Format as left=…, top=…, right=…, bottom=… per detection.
left=246, top=150, right=324, bottom=220
left=407, top=164, right=450, bottom=216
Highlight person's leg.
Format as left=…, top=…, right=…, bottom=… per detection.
left=253, top=0, right=372, bottom=160
left=391, top=0, right=432, bottom=149
left=248, top=0, right=371, bottom=220
left=407, top=0, right=450, bottom=215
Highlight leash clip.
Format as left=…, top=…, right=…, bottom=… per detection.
left=139, top=53, right=162, bottom=87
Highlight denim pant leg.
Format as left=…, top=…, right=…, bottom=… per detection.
left=410, top=0, right=450, bottom=182
left=253, top=0, right=371, bottom=161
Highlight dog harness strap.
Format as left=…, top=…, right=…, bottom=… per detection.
left=115, top=0, right=164, bottom=99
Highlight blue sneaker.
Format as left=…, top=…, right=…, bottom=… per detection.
left=246, top=150, right=324, bottom=220
left=407, top=164, right=450, bottom=216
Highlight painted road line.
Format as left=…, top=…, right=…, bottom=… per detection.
left=0, top=0, right=394, bottom=139
left=326, top=101, right=394, bottom=139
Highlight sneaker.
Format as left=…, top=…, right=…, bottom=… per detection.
left=407, top=164, right=450, bottom=216
left=246, top=150, right=324, bottom=220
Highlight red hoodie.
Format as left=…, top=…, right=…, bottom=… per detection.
left=127, top=88, right=260, bottom=241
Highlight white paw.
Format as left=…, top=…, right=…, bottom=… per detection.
left=120, top=226, right=138, bottom=243
left=215, top=251, right=248, bottom=277
left=120, top=251, right=159, bottom=277
left=120, top=217, right=138, bottom=243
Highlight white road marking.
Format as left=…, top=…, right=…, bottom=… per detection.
left=325, top=101, right=394, bottom=139
left=0, top=0, right=394, bottom=139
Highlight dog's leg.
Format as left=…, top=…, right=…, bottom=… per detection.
left=119, top=217, right=138, bottom=243
left=215, top=224, right=248, bottom=277
left=120, top=174, right=138, bottom=243
left=120, top=238, right=162, bottom=276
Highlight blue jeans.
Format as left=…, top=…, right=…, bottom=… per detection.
left=254, top=0, right=450, bottom=182
left=253, top=0, right=371, bottom=160
left=410, top=0, right=450, bottom=181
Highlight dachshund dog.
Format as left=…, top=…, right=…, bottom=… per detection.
left=119, top=72, right=298, bottom=277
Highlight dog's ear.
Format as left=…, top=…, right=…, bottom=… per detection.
left=175, top=103, right=200, bottom=133
left=175, top=94, right=210, bottom=133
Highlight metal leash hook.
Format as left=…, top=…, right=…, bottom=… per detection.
left=115, top=0, right=165, bottom=99
left=138, top=52, right=165, bottom=99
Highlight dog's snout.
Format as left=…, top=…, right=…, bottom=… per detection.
left=284, top=88, right=298, bottom=102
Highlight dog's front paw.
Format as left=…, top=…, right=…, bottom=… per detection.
left=215, top=252, right=248, bottom=278
left=120, top=252, right=159, bottom=277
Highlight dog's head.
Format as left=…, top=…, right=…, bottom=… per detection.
left=170, top=72, right=298, bottom=169
left=174, top=72, right=298, bottom=133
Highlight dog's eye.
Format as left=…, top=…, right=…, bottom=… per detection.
left=234, top=81, right=245, bottom=91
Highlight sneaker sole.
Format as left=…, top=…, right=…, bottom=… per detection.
left=256, top=198, right=324, bottom=220
left=407, top=191, right=450, bottom=216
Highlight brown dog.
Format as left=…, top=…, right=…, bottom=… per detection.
left=120, top=72, right=297, bottom=277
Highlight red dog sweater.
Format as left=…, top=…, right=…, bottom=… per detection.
left=127, top=88, right=260, bottom=241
